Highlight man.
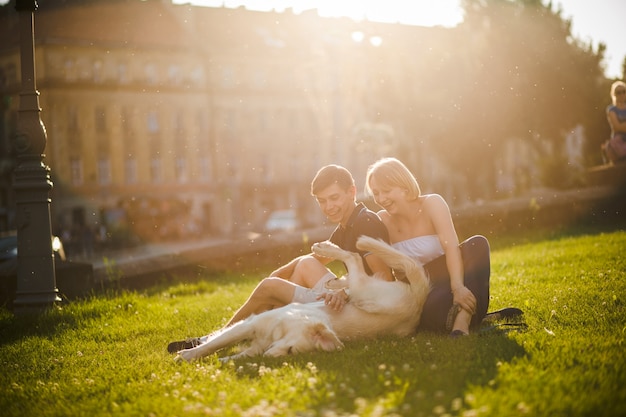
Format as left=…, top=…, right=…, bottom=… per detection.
left=167, top=164, right=392, bottom=353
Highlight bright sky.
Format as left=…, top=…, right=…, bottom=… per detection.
left=0, top=0, right=622, bottom=78
left=172, top=0, right=626, bottom=80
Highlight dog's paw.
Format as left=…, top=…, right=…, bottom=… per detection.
left=312, top=241, right=342, bottom=257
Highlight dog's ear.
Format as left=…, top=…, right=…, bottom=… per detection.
left=308, top=323, right=344, bottom=352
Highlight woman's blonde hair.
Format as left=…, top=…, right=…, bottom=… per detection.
left=610, top=80, right=626, bottom=105
left=365, top=157, right=421, bottom=201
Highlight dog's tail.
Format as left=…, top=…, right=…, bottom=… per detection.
left=356, top=235, right=430, bottom=295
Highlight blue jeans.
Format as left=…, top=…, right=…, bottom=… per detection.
left=418, top=235, right=491, bottom=332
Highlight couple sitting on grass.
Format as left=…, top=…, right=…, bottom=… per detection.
left=168, top=157, right=520, bottom=353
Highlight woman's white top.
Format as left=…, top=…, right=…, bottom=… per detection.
left=391, top=235, right=444, bottom=265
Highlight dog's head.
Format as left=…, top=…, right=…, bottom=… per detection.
left=307, top=322, right=344, bottom=352
left=265, top=321, right=343, bottom=356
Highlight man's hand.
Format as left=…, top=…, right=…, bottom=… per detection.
left=317, top=289, right=349, bottom=312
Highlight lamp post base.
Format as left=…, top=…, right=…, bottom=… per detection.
left=13, top=291, right=61, bottom=315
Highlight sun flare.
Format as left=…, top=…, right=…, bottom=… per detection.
left=173, top=0, right=464, bottom=27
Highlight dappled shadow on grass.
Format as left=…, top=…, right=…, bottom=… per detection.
left=0, top=270, right=256, bottom=350
left=217, top=330, right=527, bottom=415
left=0, top=296, right=111, bottom=348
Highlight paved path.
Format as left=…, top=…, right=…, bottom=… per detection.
left=80, top=185, right=624, bottom=283
left=87, top=236, right=231, bottom=269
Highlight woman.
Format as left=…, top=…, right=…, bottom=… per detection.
left=365, top=157, right=490, bottom=336
left=603, top=80, right=626, bottom=164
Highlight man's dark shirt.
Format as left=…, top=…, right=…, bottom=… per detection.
left=329, top=202, right=389, bottom=275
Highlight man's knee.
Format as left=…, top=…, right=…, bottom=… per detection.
left=295, top=255, right=325, bottom=274
left=292, top=256, right=329, bottom=286
left=254, top=277, right=284, bottom=298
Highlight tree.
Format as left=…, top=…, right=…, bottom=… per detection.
left=429, top=0, right=608, bottom=192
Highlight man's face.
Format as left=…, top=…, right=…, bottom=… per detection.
left=314, top=183, right=356, bottom=226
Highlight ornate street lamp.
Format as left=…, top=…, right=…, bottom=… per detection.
left=12, top=0, right=60, bottom=313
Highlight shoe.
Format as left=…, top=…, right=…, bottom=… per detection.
left=482, top=307, right=523, bottom=323
left=167, top=337, right=202, bottom=354
left=449, top=329, right=469, bottom=338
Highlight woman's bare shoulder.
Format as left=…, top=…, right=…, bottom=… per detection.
left=422, top=193, right=448, bottom=206
left=421, top=194, right=451, bottom=215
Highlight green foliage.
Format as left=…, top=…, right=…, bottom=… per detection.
left=376, top=0, right=613, bottom=197
left=0, top=229, right=625, bottom=416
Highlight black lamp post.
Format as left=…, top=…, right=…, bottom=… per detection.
left=12, top=0, right=60, bottom=313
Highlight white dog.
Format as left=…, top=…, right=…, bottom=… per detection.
left=176, top=236, right=431, bottom=362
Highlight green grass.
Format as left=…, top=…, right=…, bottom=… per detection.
left=1, top=228, right=625, bottom=416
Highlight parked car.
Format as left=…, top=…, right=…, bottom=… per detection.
left=264, top=209, right=300, bottom=233
left=0, top=232, right=94, bottom=308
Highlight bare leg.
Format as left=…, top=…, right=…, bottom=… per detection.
left=452, top=309, right=472, bottom=334
left=226, top=277, right=298, bottom=326
left=286, top=255, right=335, bottom=289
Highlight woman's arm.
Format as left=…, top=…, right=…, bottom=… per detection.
left=425, top=195, right=476, bottom=314
left=608, top=110, right=626, bottom=133
left=364, top=253, right=394, bottom=281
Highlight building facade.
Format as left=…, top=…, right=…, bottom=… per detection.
left=1, top=1, right=543, bottom=245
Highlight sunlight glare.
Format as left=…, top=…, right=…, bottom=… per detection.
left=173, top=0, right=464, bottom=27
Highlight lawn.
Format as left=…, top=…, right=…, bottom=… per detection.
left=0, top=227, right=625, bottom=416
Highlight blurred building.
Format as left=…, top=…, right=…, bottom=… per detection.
left=0, top=0, right=461, bottom=242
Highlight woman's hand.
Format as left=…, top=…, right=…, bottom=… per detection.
left=452, top=286, right=476, bottom=315
left=318, top=289, right=349, bottom=312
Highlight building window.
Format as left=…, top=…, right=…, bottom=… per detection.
left=121, top=107, right=133, bottom=136
left=221, top=66, right=235, bottom=88
left=168, top=65, right=181, bottom=85
left=147, top=111, right=159, bottom=133
left=262, top=155, right=272, bottom=182
left=150, top=157, right=162, bottom=183
left=252, top=69, right=266, bottom=89
left=68, top=105, right=78, bottom=132
left=145, top=63, right=157, bottom=85
left=97, top=157, right=112, bottom=185
left=199, top=156, right=211, bottom=182
left=70, top=157, right=83, bottom=186
left=64, top=59, right=76, bottom=81
left=175, top=157, right=187, bottom=183
left=118, top=62, right=129, bottom=84
left=77, top=57, right=91, bottom=81
left=95, top=106, right=107, bottom=133
left=125, top=157, right=137, bottom=184
left=257, top=109, right=267, bottom=132
left=197, top=109, right=208, bottom=136
left=223, top=109, right=236, bottom=133
left=191, top=66, right=204, bottom=86
left=93, top=60, right=103, bottom=83
left=173, top=111, right=184, bottom=134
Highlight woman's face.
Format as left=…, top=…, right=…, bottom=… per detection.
left=368, top=175, right=407, bottom=214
